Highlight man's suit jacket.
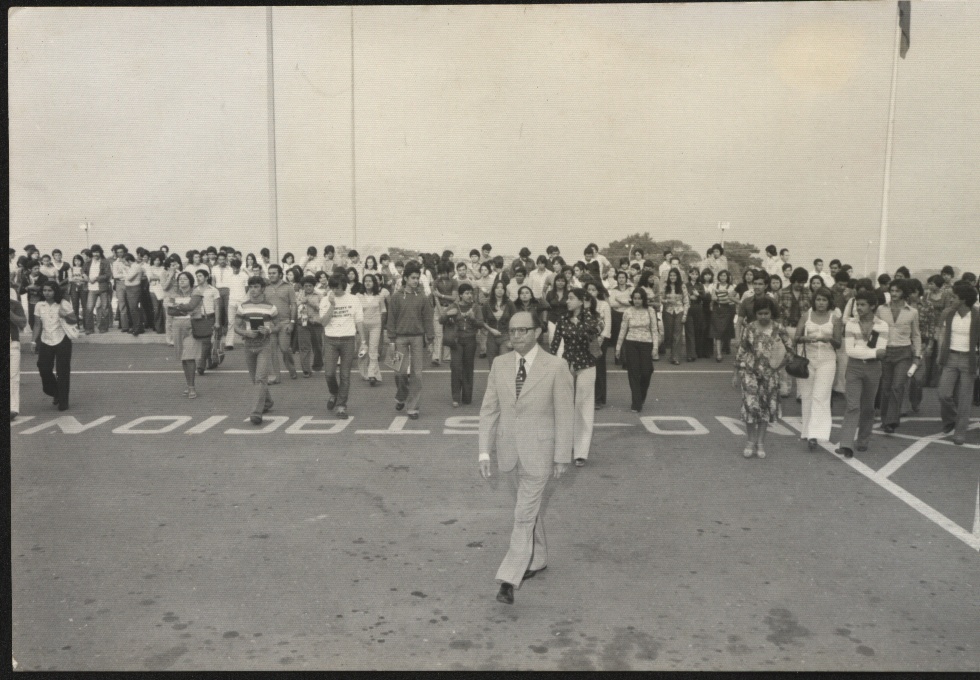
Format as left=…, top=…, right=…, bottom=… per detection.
left=85, top=258, right=113, bottom=293
left=479, top=349, right=575, bottom=477
left=936, top=306, right=980, bottom=375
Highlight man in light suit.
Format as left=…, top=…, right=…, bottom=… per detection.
left=479, top=311, right=574, bottom=604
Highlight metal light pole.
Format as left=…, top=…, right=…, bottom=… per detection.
left=864, top=239, right=874, bottom=277
left=717, top=221, right=730, bottom=249
left=79, top=220, right=91, bottom=248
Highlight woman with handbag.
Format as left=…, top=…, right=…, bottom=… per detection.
left=586, top=280, right=612, bottom=408
left=481, top=279, right=515, bottom=368
left=550, top=288, right=602, bottom=467
left=734, top=296, right=796, bottom=459
left=166, top=271, right=204, bottom=398
left=795, top=287, right=841, bottom=450
left=193, top=270, right=222, bottom=375
left=440, top=283, right=484, bottom=407
left=615, top=287, right=659, bottom=413
left=31, top=280, right=78, bottom=411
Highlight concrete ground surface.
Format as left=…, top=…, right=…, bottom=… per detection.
left=10, top=343, right=980, bottom=671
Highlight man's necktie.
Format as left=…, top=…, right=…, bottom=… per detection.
left=516, top=357, right=526, bottom=398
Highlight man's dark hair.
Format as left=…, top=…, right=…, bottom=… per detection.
left=348, top=249, right=359, bottom=259
left=328, top=273, right=347, bottom=290
left=469, top=249, right=480, bottom=258
left=790, top=267, right=810, bottom=284
left=229, top=258, right=242, bottom=269
left=854, top=290, right=880, bottom=309
left=953, top=281, right=978, bottom=307
left=782, top=263, right=793, bottom=273
left=481, top=243, right=492, bottom=252
left=779, top=248, right=790, bottom=256
left=492, top=255, right=504, bottom=269
left=941, top=265, right=955, bottom=277
left=519, top=247, right=531, bottom=258
left=301, top=275, right=317, bottom=287
left=324, top=245, right=335, bottom=256
left=536, top=254, right=549, bottom=265
left=267, top=263, right=283, bottom=276
left=765, top=245, right=777, bottom=256
left=513, top=266, right=527, bottom=276
left=877, top=273, right=892, bottom=286
left=829, top=259, right=842, bottom=267
left=247, top=275, right=266, bottom=289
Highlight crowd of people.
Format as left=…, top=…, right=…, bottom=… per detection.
left=10, top=240, right=980, bottom=462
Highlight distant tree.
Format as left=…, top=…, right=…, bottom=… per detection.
left=385, top=246, right=420, bottom=264
left=600, top=233, right=699, bottom=270
left=715, top=240, right=763, bottom=280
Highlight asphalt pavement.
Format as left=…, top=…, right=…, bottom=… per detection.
left=10, top=343, right=979, bottom=670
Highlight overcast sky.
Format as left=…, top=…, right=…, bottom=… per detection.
left=8, top=3, right=980, bottom=274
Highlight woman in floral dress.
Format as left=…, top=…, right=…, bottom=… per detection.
left=734, top=296, right=796, bottom=459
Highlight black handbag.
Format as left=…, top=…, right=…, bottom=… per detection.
left=785, top=342, right=810, bottom=379
left=441, top=318, right=458, bottom=350
left=191, top=315, right=214, bottom=340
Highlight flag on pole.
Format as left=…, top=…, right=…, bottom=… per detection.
left=898, top=1, right=911, bottom=58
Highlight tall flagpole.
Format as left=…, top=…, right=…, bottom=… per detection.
left=876, top=5, right=903, bottom=277
left=350, top=6, right=357, bottom=249
left=266, top=6, right=281, bottom=262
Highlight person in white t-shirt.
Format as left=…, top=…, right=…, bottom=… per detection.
left=318, top=272, right=365, bottom=419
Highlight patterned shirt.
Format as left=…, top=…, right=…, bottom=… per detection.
left=777, top=287, right=812, bottom=327
left=236, top=298, right=279, bottom=348
left=550, top=310, right=602, bottom=371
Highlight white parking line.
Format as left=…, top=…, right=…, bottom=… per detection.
left=781, top=418, right=980, bottom=553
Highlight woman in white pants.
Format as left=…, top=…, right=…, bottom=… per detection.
left=549, top=288, right=602, bottom=467
left=795, top=287, right=841, bottom=450
left=357, top=274, right=388, bottom=384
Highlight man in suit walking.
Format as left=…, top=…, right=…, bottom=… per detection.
left=479, top=311, right=574, bottom=604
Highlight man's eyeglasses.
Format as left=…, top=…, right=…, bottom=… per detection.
left=508, top=327, right=537, bottom=336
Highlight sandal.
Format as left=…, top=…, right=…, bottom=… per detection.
left=756, top=447, right=766, bottom=459
left=743, top=444, right=754, bottom=458
left=187, top=388, right=198, bottom=399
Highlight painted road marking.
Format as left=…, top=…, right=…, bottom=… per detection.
left=185, top=416, right=229, bottom=434
left=112, top=416, right=193, bottom=434
left=640, top=416, right=709, bottom=435
left=356, top=416, right=430, bottom=435
left=876, top=431, right=948, bottom=479
left=19, top=416, right=116, bottom=435
left=226, top=416, right=289, bottom=434
left=10, top=416, right=35, bottom=426
left=781, top=419, right=980, bottom=553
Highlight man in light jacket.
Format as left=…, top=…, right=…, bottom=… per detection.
left=479, top=311, right=574, bottom=605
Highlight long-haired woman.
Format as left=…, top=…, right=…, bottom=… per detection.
left=709, top=269, right=738, bottom=362
left=615, top=286, right=659, bottom=412
left=545, top=274, right=570, bottom=346
left=68, top=254, right=88, bottom=329
left=685, top=266, right=709, bottom=360
left=696, top=269, right=715, bottom=358
left=357, top=273, right=389, bottom=385
left=481, top=278, right=516, bottom=368
left=795, top=287, right=841, bottom=449
left=550, top=288, right=602, bottom=467
left=166, top=271, right=204, bottom=398
left=607, top=270, right=633, bottom=364
left=586, top=280, right=612, bottom=408
left=661, top=267, right=690, bottom=365
left=31, top=279, right=77, bottom=411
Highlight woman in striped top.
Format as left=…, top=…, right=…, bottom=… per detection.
left=615, top=287, right=659, bottom=412
left=709, top=269, right=738, bottom=362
